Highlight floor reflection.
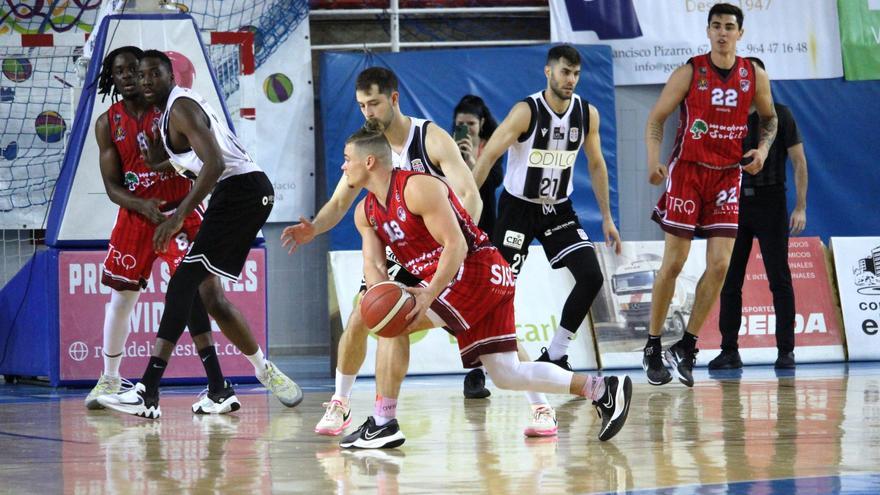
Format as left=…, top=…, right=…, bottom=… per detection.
left=0, top=364, right=878, bottom=494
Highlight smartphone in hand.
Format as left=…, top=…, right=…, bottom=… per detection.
left=453, top=124, right=469, bottom=142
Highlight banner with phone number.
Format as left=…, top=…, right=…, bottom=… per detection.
left=550, top=0, right=843, bottom=85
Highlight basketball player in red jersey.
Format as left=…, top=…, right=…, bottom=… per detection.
left=89, top=48, right=300, bottom=416
left=338, top=123, right=633, bottom=449
left=86, top=46, right=228, bottom=411
left=642, top=3, right=778, bottom=387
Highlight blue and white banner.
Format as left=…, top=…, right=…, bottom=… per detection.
left=830, top=237, right=880, bottom=362
left=551, top=0, right=843, bottom=85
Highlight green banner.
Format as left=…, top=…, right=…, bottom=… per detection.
left=839, top=0, right=880, bottom=80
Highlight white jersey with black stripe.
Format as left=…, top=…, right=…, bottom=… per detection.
left=504, top=91, right=588, bottom=205
left=391, top=117, right=444, bottom=178
left=160, top=86, right=261, bottom=181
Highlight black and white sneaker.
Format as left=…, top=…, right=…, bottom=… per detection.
left=97, top=382, right=161, bottom=419
left=664, top=342, right=697, bottom=387
left=340, top=416, right=406, bottom=449
left=192, top=382, right=242, bottom=415
left=463, top=368, right=491, bottom=399
left=643, top=345, right=672, bottom=386
left=593, top=376, right=632, bottom=442
left=536, top=347, right=573, bottom=371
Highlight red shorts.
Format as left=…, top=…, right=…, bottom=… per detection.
left=651, top=159, right=741, bottom=239
left=102, top=208, right=202, bottom=291
left=426, top=247, right=519, bottom=368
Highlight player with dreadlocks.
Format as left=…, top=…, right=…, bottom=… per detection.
left=85, top=45, right=234, bottom=414
left=97, top=46, right=144, bottom=103
left=89, top=46, right=302, bottom=415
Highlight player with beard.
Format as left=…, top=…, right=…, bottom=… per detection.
left=282, top=68, right=559, bottom=439
left=473, top=44, right=622, bottom=373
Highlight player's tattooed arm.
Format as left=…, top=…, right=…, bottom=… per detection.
left=757, top=111, right=778, bottom=156
left=647, top=121, right=664, bottom=143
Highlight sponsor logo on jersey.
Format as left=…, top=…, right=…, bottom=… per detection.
left=739, top=67, right=748, bottom=78
left=740, top=79, right=750, bottom=92
left=697, top=78, right=709, bottom=91
left=540, top=128, right=549, bottom=137
left=569, top=127, right=579, bottom=142
left=503, top=230, right=525, bottom=250
left=113, top=113, right=122, bottom=124
left=699, top=66, right=708, bottom=75
left=410, top=158, right=425, bottom=173
left=489, top=264, right=516, bottom=287
left=369, top=216, right=377, bottom=228
left=115, top=126, right=127, bottom=142
left=396, top=206, right=407, bottom=222
left=577, top=229, right=588, bottom=241
left=553, top=127, right=564, bottom=140
left=527, top=149, right=578, bottom=169
left=665, top=195, right=697, bottom=215
left=689, top=119, right=709, bottom=140
left=124, top=171, right=140, bottom=191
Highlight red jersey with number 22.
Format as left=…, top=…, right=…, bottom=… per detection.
left=671, top=54, right=755, bottom=168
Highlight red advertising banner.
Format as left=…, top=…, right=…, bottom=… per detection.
left=700, top=237, right=844, bottom=361
left=58, top=249, right=266, bottom=381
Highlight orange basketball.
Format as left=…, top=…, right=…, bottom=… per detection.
left=360, top=281, right=416, bottom=338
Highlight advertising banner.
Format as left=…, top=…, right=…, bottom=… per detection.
left=329, top=246, right=599, bottom=376
left=57, top=249, right=266, bottom=382
left=591, top=238, right=843, bottom=369
left=550, top=0, right=843, bottom=85
left=700, top=237, right=845, bottom=364
left=590, top=240, right=705, bottom=369
left=830, top=237, right=880, bottom=361
left=838, top=0, right=880, bottom=80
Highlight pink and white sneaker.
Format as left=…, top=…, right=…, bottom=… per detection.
left=315, top=398, right=351, bottom=436
left=524, top=405, right=558, bottom=437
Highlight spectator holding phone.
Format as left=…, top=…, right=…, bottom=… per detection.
left=452, top=95, right=503, bottom=233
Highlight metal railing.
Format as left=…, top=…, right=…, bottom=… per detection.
left=310, top=1, right=549, bottom=51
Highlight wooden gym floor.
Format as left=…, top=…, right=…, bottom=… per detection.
left=1, top=362, right=879, bottom=494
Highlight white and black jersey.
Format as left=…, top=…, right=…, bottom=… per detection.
left=504, top=91, right=589, bottom=204
left=392, top=117, right=444, bottom=178
left=160, top=86, right=272, bottom=280
left=160, top=86, right=261, bottom=181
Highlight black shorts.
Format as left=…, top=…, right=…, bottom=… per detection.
left=183, top=171, right=273, bottom=280
left=357, top=248, right=422, bottom=293
left=492, top=190, right=594, bottom=273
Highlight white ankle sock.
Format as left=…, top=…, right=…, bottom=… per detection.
left=245, top=347, right=268, bottom=375
left=335, top=371, right=356, bottom=400
left=525, top=390, right=549, bottom=406
left=548, top=326, right=576, bottom=360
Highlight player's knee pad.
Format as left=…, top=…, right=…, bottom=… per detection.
left=566, top=250, right=604, bottom=289
left=157, top=263, right=207, bottom=343
left=109, top=288, right=140, bottom=312
left=481, top=352, right=523, bottom=390
left=187, top=294, right=213, bottom=337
